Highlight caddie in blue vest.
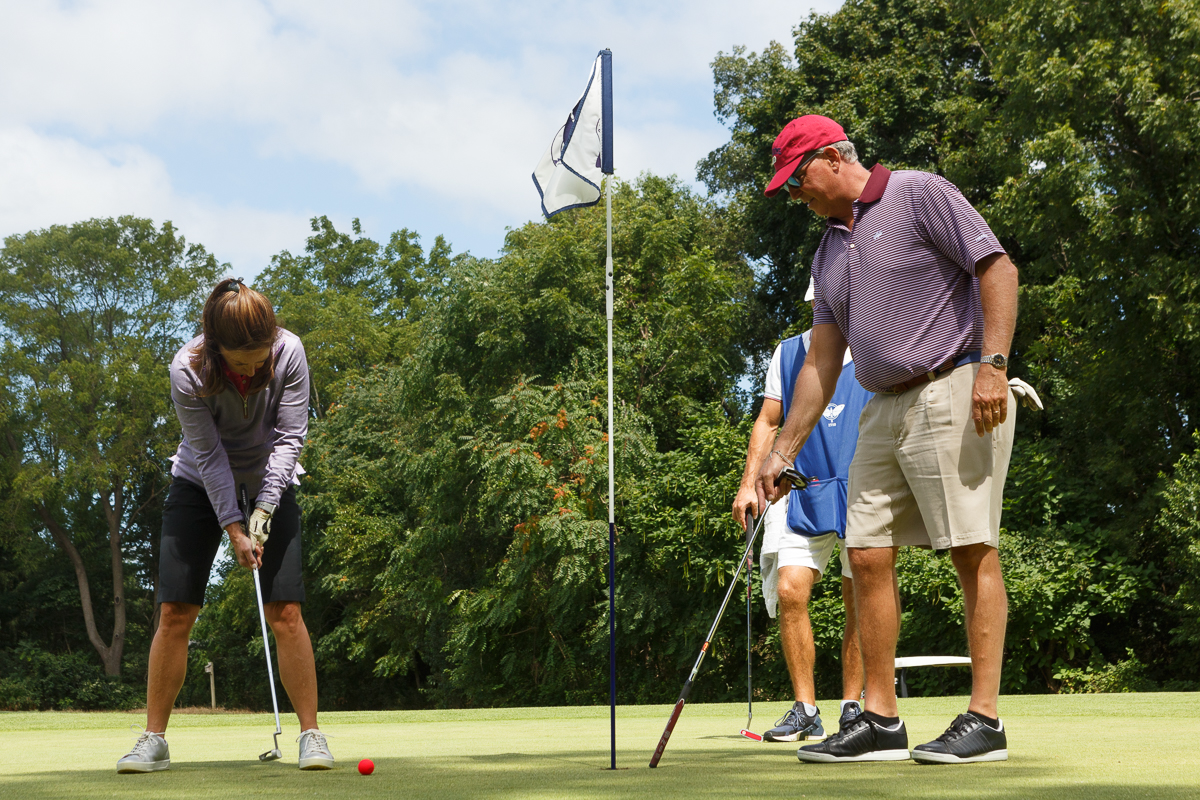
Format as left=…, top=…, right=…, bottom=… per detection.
left=733, top=279, right=874, bottom=743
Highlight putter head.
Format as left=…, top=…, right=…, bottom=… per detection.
left=740, top=729, right=764, bottom=742
left=780, top=466, right=813, bottom=490
left=259, top=731, right=282, bottom=761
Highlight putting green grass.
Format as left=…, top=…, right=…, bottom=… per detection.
left=3, top=693, right=1197, bottom=799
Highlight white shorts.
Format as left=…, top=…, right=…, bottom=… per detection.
left=758, top=494, right=853, bottom=619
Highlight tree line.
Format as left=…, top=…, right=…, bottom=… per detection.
left=1, top=0, right=1198, bottom=711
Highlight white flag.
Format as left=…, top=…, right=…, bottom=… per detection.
left=533, top=50, right=613, bottom=218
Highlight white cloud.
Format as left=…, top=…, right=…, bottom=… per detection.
left=0, top=125, right=312, bottom=271
left=0, top=0, right=840, bottom=261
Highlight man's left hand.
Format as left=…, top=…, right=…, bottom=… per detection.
left=972, top=366, right=1009, bottom=436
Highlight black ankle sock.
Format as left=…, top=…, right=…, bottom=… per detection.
left=863, top=710, right=900, bottom=728
left=970, top=711, right=1000, bottom=729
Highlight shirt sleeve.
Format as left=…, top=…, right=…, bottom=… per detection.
left=914, top=174, right=1005, bottom=275
left=258, top=338, right=310, bottom=509
left=170, top=362, right=242, bottom=529
left=810, top=258, right=837, bottom=327
left=763, top=343, right=784, bottom=401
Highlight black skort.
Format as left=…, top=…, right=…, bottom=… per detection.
left=158, top=478, right=305, bottom=606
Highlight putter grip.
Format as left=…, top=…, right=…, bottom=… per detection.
left=648, top=696, right=687, bottom=768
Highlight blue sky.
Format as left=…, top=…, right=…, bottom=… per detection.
left=0, top=0, right=840, bottom=277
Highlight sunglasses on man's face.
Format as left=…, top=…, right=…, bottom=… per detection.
left=785, top=152, right=823, bottom=189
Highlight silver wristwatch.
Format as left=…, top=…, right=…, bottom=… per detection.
left=981, top=353, right=1008, bottom=370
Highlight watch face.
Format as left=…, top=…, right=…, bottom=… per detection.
left=986, top=354, right=1007, bottom=368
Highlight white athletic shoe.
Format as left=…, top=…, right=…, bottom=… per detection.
left=297, top=728, right=334, bottom=770
left=117, top=729, right=170, bottom=773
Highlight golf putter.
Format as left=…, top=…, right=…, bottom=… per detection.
left=242, top=483, right=283, bottom=762
left=650, top=469, right=812, bottom=767
left=740, top=507, right=762, bottom=742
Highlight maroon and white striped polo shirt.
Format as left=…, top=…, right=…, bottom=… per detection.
left=811, top=165, right=1005, bottom=392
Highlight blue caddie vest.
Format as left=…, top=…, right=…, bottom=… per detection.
left=778, top=334, right=873, bottom=538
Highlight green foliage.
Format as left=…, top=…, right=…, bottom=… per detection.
left=256, top=217, right=462, bottom=417
left=697, top=0, right=1200, bottom=695
left=0, top=217, right=218, bottom=493
left=0, top=642, right=141, bottom=711
left=1155, top=432, right=1200, bottom=666
left=445, top=381, right=636, bottom=704
left=699, top=0, right=999, bottom=352
left=968, top=0, right=1200, bottom=528
left=1055, top=649, right=1159, bottom=694
left=287, top=178, right=755, bottom=708
left=1001, top=525, right=1150, bottom=692
left=0, top=216, right=219, bottom=675
left=6, top=0, right=1200, bottom=710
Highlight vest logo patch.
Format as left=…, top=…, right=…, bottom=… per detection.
left=823, top=403, right=846, bottom=426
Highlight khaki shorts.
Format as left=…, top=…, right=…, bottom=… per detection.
left=844, top=363, right=1015, bottom=550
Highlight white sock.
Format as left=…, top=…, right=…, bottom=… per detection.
left=800, top=702, right=818, bottom=716
left=840, top=699, right=859, bottom=714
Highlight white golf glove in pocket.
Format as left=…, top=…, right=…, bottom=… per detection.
left=248, top=503, right=275, bottom=548
left=1008, top=377, right=1044, bottom=411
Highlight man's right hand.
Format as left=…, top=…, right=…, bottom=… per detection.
left=755, top=450, right=793, bottom=517
left=226, top=522, right=263, bottom=569
left=732, top=485, right=760, bottom=532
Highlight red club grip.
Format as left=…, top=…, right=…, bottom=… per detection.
left=648, top=697, right=686, bottom=768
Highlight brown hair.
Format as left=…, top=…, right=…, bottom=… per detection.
left=188, top=278, right=279, bottom=397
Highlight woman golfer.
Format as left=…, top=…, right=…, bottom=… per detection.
left=118, top=278, right=332, bottom=772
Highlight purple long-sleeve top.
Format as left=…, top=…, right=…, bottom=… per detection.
left=168, top=328, right=309, bottom=529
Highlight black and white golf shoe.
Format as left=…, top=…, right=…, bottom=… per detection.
left=911, top=712, right=1008, bottom=764
left=763, top=702, right=825, bottom=742
left=796, top=714, right=910, bottom=762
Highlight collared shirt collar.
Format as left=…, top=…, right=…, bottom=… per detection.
left=221, top=358, right=252, bottom=397
left=825, top=163, right=891, bottom=230
left=858, top=162, right=891, bottom=203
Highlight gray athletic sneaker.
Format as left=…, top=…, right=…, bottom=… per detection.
left=763, top=702, right=825, bottom=742
left=297, top=728, right=334, bottom=770
left=116, top=729, right=170, bottom=773
left=837, top=700, right=863, bottom=734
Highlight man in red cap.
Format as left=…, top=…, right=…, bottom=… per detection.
left=755, top=115, right=1020, bottom=765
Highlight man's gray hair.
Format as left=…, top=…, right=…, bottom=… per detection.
left=830, top=140, right=859, bottom=164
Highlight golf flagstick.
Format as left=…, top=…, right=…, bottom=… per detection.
left=649, top=469, right=811, bottom=767
left=242, top=483, right=283, bottom=762
left=530, top=49, right=615, bottom=768
left=742, top=507, right=760, bottom=742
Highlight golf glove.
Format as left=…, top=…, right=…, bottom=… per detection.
left=1008, top=377, right=1044, bottom=411
left=248, top=502, right=275, bottom=548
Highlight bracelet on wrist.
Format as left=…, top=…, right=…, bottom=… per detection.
left=771, top=449, right=794, bottom=466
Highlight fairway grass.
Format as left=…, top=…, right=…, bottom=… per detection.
left=2, top=693, right=1197, bottom=799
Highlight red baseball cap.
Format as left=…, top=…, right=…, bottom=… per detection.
left=764, top=115, right=847, bottom=197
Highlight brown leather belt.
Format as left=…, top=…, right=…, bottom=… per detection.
left=878, top=357, right=964, bottom=395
